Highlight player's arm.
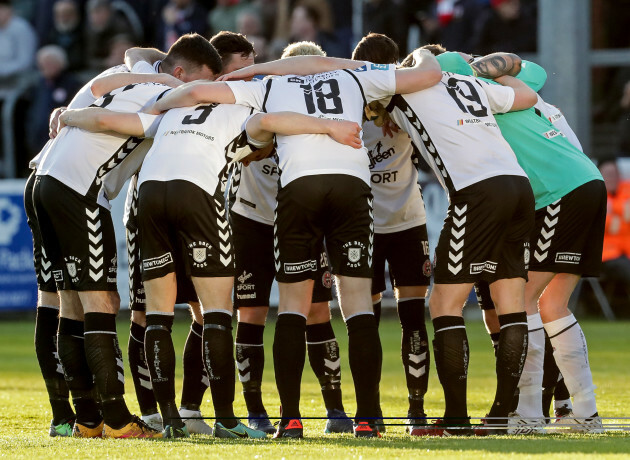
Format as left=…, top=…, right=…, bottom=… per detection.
left=91, top=73, right=183, bottom=98
left=393, top=49, right=442, bottom=94
left=217, top=55, right=364, bottom=81
left=494, top=75, right=538, bottom=111
left=59, top=107, right=146, bottom=136
left=148, top=81, right=236, bottom=113
left=49, top=106, right=67, bottom=139
left=246, top=112, right=362, bottom=148
left=124, top=47, right=166, bottom=70
left=470, top=53, right=522, bottom=79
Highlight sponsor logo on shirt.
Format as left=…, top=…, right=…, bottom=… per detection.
left=371, top=170, right=398, bottom=183
left=284, top=260, right=317, bottom=274
left=469, top=260, right=498, bottom=275
left=143, top=252, right=173, bottom=270
left=370, top=64, right=389, bottom=70
left=288, top=77, right=305, bottom=84
left=555, top=252, right=581, bottom=264
left=457, top=118, right=483, bottom=125
left=542, top=129, right=565, bottom=139
left=548, top=113, right=563, bottom=123
left=368, top=140, right=396, bottom=169
left=353, top=65, right=367, bottom=72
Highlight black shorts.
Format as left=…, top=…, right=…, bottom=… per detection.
left=529, top=180, right=606, bottom=277
left=274, top=175, right=373, bottom=283
left=433, top=175, right=534, bottom=284
left=137, top=180, right=235, bottom=282
left=371, top=225, right=431, bottom=295
left=32, top=175, right=118, bottom=291
left=231, top=211, right=332, bottom=307
left=24, top=172, right=57, bottom=293
left=127, top=175, right=197, bottom=311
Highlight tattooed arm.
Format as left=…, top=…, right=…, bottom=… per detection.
left=470, top=53, right=522, bottom=79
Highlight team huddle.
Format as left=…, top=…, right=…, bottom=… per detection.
left=25, top=30, right=606, bottom=440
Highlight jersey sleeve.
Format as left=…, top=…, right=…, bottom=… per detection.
left=244, top=113, right=272, bottom=148
left=137, top=112, right=163, bottom=138
left=225, top=80, right=267, bottom=111
left=479, top=80, right=516, bottom=114
left=516, top=60, right=547, bottom=93
left=131, top=61, right=158, bottom=74
left=351, top=63, right=397, bottom=103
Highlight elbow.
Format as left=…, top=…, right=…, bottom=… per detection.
left=90, top=80, right=104, bottom=99
left=258, top=113, right=274, bottom=132
left=428, top=68, right=443, bottom=85
left=523, top=90, right=538, bottom=109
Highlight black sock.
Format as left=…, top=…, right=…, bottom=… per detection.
left=432, top=316, right=469, bottom=421
left=346, top=313, right=381, bottom=421
left=235, top=322, right=266, bottom=414
left=84, top=312, right=132, bottom=429
left=554, top=377, right=570, bottom=401
left=541, top=330, right=558, bottom=418
left=373, top=300, right=382, bottom=327
left=127, top=321, right=158, bottom=416
left=490, top=332, right=501, bottom=356
left=306, top=321, right=344, bottom=412
left=181, top=321, right=209, bottom=411
left=273, top=313, right=306, bottom=423
left=57, top=318, right=101, bottom=427
left=203, top=311, right=236, bottom=428
left=145, top=313, right=181, bottom=428
left=397, top=298, right=429, bottom=415
left=488, top=312, right=528, bottom=422
left=35, top=306, right=75, bottom=424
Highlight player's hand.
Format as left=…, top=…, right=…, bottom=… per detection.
left=381, top=117, right=399, bottom=138
left=327, top=120, right=362, bottom=149
left=49, top=106, right=67, bottom=138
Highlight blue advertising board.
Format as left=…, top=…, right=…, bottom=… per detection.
left=0, top=179, right=37, bottom=311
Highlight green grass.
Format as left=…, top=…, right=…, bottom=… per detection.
left=0, top=314, right=628, bottom=459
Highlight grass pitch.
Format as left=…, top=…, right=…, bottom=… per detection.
left=0, top=313, right=628, bottom=459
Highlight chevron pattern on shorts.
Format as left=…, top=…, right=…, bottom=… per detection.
left=127, top=228, right=138, bottom=303
left=86, top=207, right=104, bottom=282
left=448, top=204, right=467, bottom=275
left=40, top=247, right=52, bottom=283
left=214, top=198, right=232, bottom=267
left=534, top=199, right=560, bottom=263
left=273, top=207, right=280, bottom=272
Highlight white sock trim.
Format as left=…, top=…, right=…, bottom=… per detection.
left=398, top=297, right=425, bottom=302
left=526, top=313, right=543, bottom=331
left=38, top=304, right=60, bottom=310
left=146, top=311, right=174, bottom=316
left=344, top=311, right=375, bottom=321
left=278, top=311, right=307, bottom=320
left=204, top=309, right=233, bottom=317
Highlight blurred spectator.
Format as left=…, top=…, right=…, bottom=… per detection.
left=45, top=0, right=84, bottom=71
left=472, top=0, right=536, bottom=55
left=84, top=0, right=133, bottom=71
left=599, top=157, right=630, bottom=285
left=27, top=45, right=80, bottom=154
left=0, top=0, right=37, bottom=82
left=209, top=0, right=252, bottom=35
left=11, top=0, right=36, bottom=22
left=236, top=8, right=267, bottom=60
left=158, top=0, right=208, bottom=50
left=105, top=33, right=137, bottom=67
left=288, top=4, right=343, bottom=57
left=434, top=0, right=488, bottom=54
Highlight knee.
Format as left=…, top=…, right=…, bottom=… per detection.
left=237, top=306, right=269, bottom=325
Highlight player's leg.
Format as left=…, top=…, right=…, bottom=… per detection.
left=537, top=180, right=606, bottom=432
left=474, top=281, right=501, bottom=354
left=33, top=176, right=105, bottom=437
left=231, top=212, right=275, bottom=432
left=325, top=176, right=380, bottom=438
left=179, top=299, right=214, bottom=435
left=387, top=225, right=432, bottom=433
left=25, top=172, right=75, bottom=435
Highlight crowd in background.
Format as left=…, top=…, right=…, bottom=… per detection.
left=0, top=0, right=542, bottom=175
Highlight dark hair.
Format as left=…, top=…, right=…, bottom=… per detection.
left=401, top=44, right=447, bottom=68
left=162, top=33, right=222, bottom=76
left=352, top=33, right=399, bottom=64
left=209, top=31, right=255, bottom=66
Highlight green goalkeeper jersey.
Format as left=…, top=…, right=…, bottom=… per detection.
left=436, top=52, right=602, bottom=210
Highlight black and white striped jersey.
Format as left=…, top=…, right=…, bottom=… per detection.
left=387, top=72, right=526, bottom=197
left=226, top=63, right=397, bottom=187
left=36, top=82, right=170, bottom=208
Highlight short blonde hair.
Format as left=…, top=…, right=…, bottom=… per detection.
left=281, top=41, right=326, bottom=58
